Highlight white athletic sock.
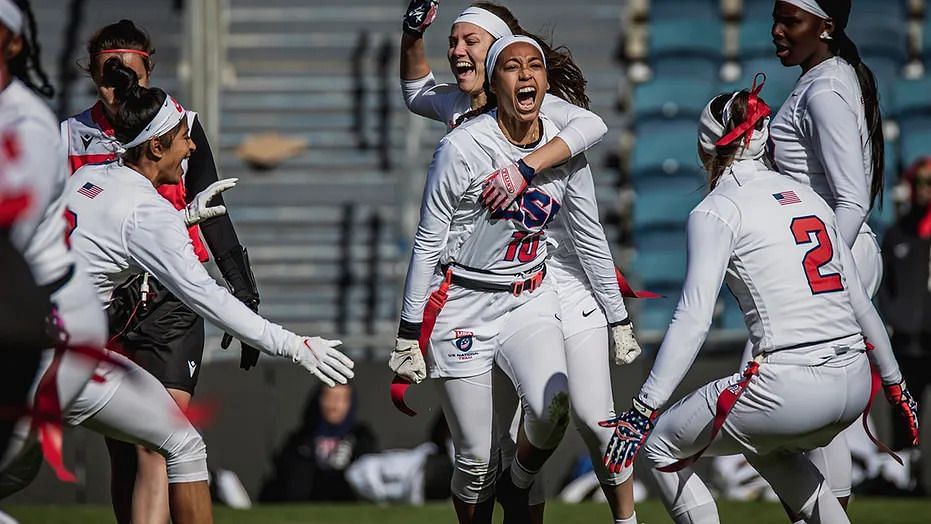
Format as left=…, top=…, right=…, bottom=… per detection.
left=511, top=457, right=537, bottom=489
left=615, top=512, right=637, bottom=524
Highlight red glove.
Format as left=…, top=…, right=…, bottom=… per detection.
left=481, top=159, right=535, bottom=212
left=884, top=381, right=920, bottom=447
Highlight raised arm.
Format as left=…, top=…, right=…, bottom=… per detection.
left=124, top=200, right=354, bottom=385
left=638, top=198, right=739, bottom=410
left=400, top=0, right=439, bottom=81
left=805, top=88, right=870, bottom=248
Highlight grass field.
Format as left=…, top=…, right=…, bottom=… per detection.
left=4, top=499, right=931, bottom=523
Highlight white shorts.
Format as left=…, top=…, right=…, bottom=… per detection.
left=549, top=264, right=607, bottom=339
left=427, top=277, right=562, bottom=378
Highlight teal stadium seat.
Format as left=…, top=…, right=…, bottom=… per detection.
left=633, top=77, right=717, bottom=120
left=648, top=18, right=723, bottom=60
left=892, top=76, right=931, bottom=118
left=637, top=294, right=679, bottom=332
left=633, top=173, right=704, bottom=230
left=899, top=114, right=931, bottom=167
left=649, top=0, right=719, bottom=21
left=719, top=293, right=746, bottom=331
left=738, top=17, right=777, bottom=59
left=630, top=118, right=705, bottom=176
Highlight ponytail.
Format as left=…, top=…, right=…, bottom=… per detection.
left=832, top=32, right=884, bottom=208
left=101, top=58, right=174, bottom=163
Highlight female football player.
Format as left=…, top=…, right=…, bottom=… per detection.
left=399, top=3, right=640, bottom=522
left=601, top=84, right=917, bottom=524
left=59, top=20, right=260, bottom=523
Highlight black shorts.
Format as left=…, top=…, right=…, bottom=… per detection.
left=108, top=275, right=205, bottom=394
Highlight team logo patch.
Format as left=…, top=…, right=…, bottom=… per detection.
left=453, top=330, right=474, bottom=352
left=81, top=134, right=94, bottom=150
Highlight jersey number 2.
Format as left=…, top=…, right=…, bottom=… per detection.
left=790, top=215, right=844, bottom=294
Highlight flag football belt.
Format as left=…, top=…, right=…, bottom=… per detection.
left=40, top=264, right=75, bottom=296
left=441, top=262, right=546, bottom=296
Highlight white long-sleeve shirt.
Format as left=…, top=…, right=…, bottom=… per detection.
left=402, top=73, right=626, bottom=322
left=638, top=160, right=901, bottom=409
left=0, top=79, right=75, bottom=286
left=770, top=57, right=872, bottom=248
left=400, top=112, right=618, bottom=323
left=65, top=162, right=295, bottom=356
left=402, top=72, right=607, bottom=156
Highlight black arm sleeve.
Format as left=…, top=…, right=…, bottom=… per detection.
left=185, top=115, right=242, bottom=256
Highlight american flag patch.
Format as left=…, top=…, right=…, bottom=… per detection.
left=772, top=191, right=801, bottom=205
left=78, top=182, right=103, bottom=199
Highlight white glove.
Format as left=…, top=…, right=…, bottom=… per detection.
left=182, top=178, right=238, bottom=226
left=610, top=322, right=641, bottom=366
left=288, top=336, right=355, bottom=387
left=389, top=337, right=427, bottom=384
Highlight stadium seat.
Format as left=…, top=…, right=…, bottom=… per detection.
left=846, top=2, right=908, bottom=63
left=630, top=117, right=705, bottom=176
left=860, top=54, right=900, bottom=106
left=636, top=293, right=678, bottom=332
left=648, top=18, right=723, bottom=59
left=891, top=75, right=931, bottom=117
left=633, top=242, right=687, bottom=288
left=741, top=0, right=773, bottom=21
left=738, top=17, right=777, bottom=59
left=633, top=173, right=705, bottom=230
left=899, top=114, right=931, bottom=167
left=651, top=55, right=721, bottom=81
left=648, top=0, right=719, bottom=21
left=632, top=74, right=717, bottom=120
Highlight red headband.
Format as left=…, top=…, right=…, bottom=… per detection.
left=715, top=73, right=771, bottom=148
left=94, top=48, right=150, bottom=58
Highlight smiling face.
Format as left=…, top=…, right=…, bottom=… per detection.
left=447, top=22, right=496, bottom=96
left=93, top=52, right=150, bottom=118
left=490, top=42, right=548, bottom=124
left=154, top=118, right=194, bottom=185
left=772, top=1, right=832, bottom=68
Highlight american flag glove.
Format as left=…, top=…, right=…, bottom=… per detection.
left=599, top=397, right=658, bottom=474
left=884, top=381, right=920, bottom=446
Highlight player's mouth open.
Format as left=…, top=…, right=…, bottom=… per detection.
left=774, top=42, right=790, bottom=58
left=455, top=61, right=475, bottom=78
left=516, top=86, right=537, bottom=111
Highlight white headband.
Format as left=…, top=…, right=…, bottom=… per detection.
left=697, top=94, right=770, bottom=162
left=453, top=7, right=512, bottom=39
left=779, top=0, right=829, bottom=19
left=485, top=35, right=546, bottom=82
left=0, top=0, right=22, bottom=36
left=121, top=95, right=186, bottom=152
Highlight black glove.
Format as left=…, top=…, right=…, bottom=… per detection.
left=402, top=0, right=440, bottom=37
left=215, top=246, right=261, bottom=370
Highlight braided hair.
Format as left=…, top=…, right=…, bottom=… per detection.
left=8, top=0, right=54, bottom=98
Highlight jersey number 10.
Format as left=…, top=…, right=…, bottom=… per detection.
left=790, top=215, right=844, bottom=295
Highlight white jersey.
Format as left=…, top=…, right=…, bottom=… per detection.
left=401, top=112, right=615, bottom=324
left=770, top=57, right=872, bottom=247
left=639, top=160, right=901, bottom=409
left=402, top=72, right=607, bottom=156
left=0, top=79, right=74, bottom=285
left=403, top=73, right=627, bottom=323
left=65, top=162, right=294, bottom=356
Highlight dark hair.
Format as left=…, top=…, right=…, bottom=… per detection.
left=8, top=0, right=54, bottom=98
left=704, top=91, right=768, bottom=190
left=816, top=0, right=884, bottom=209
left=85, top=20, right=155, bottom=78
left=101, top=58, right=178, bottom=163
left=453, top=2, right=590, bottom=126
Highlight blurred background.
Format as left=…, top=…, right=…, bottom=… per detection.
left=7, top=0, right=931, bottom=509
